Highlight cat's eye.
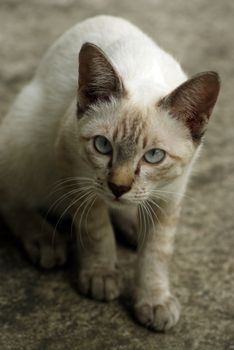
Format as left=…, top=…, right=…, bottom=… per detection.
left=94, top=135, right=112, bottom=155
left=143, top=148, right=166, bottom=164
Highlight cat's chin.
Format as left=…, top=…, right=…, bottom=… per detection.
left=103, top=195, right=135, bottom=209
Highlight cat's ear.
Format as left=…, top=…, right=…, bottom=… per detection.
left=77, top=42, right=125, bottom=114
left=159, top=71, right=220, bottom=141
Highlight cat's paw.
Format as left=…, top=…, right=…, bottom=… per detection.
left=134, top=294, right=180, bottom=331
left=23, top=230, right=67, bottom=269
left=78, top=266, right=121, bottom=301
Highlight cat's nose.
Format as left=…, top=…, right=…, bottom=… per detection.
left=108, top=182, right=131, bottom=198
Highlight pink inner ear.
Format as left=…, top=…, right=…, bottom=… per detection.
left=160, top=71, right=220, bottom=140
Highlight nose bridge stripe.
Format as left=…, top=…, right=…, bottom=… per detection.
left=109, top=166, right=134, bottom=186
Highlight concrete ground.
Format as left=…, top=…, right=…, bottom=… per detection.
left=0, top=0, right=234, bottom=349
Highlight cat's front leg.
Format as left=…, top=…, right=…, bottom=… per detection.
left=133, top=203, right=181, bottom=331
left=75, top=198, right=121, bottom=301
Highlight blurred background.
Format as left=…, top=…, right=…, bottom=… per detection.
left=0, top=1, right=233, bottom=349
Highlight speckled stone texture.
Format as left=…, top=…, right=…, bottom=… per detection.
left=0, top=1, right=234, bottom=349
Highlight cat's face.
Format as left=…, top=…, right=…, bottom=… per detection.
left=68, top=42, right=220, bottom=208
left=77, top=99, right=195, bottom=207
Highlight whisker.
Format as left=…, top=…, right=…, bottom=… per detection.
left=151, top=189, right=197, bottom=203
left=144, top=200, right=156, bottom=232
left=52, top=176, right=94, bottom=187
left=48, top=184, right=95, bottom=204
left=84, top=195, right=97, bottom=240
left=42, top=187, right=83, bottom=236
left=148, top=197, right=167, bottom=219
left=52, top=189, right=93, bottom=246
left=70, top=191, right=95, bottom=250
left=146, top=199, right=162, bottom=230
left=48, top=177, right=94, bottom=196
left=78, top=193, right=96, bottom=236
left=76, top=193, right=96, bottom=251
left=138, top=203, right=148, bottom=251
left=137, top=205, right=143, bottom=250
left=45, top=185, right=94, bottom=222
left=150, top=194, right=170, bottom=204
left=48, top=178, right=94, bottom=197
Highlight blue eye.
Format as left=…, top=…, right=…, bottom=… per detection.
left=144, top=148, right=166, bottom=164
left=94, top=135, right=112, bottom=155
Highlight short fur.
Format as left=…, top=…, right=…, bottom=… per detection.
left=0, top=16, right=220, bottom=331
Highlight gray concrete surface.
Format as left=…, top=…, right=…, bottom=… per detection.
left=0, top=1, right=234, bottom=349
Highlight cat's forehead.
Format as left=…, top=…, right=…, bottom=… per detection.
left=113, top=111, right=147, bottom=145
left=110, top=105, right=148, bottom=160
left=83, top=98, right=193, bottom=159
left=112, top=102, right=194, bottom=161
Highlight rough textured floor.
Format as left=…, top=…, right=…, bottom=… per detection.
left=0, top=1, right=234, bottom=349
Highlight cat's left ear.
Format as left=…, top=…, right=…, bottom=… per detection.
left=77, top=42, right=125, bottom=114
left=159, top=71, right=220, bottom=141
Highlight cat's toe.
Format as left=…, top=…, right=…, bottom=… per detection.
left=78, top=267, right=121, bottom=301
left=134, top=295, right=180, bottom=331
left=40, top=241, right=67, bottom=268
left=23, top=232, right=67, bottom=269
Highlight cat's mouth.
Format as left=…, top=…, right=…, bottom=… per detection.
left=96, top=183, right=136, bottom=207
left=103, top=193, right=134, bottom=208
left=96, top=189, right=129, bottom=207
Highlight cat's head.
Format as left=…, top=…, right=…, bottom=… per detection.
left=70, top=43, right=220, bottom=207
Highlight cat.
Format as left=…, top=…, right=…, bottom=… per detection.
left=0, top=15, right=220, bottom=331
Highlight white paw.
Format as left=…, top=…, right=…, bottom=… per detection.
left=134, top=294, right=180, bottom=331
left=78, top=266, right=121, bottom=301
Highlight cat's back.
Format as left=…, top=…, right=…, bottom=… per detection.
left=35, top=15, right=149, bottom=100
left=35, top=16, right=141, bottom=103
left=36, top=15, right=186, bottom=106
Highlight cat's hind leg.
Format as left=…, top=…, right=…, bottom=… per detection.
left=2, top=207, right=67, bottom=268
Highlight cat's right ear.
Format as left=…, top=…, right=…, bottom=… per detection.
left=159, top=71, right=220, bottom=141
left=77, top=42, right=125, bottom=115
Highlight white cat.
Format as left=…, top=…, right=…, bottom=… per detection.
left=0, top=15, right=220, bottom=331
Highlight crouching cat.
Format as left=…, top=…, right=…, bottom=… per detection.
left=0, top=16, right=220, bottom=331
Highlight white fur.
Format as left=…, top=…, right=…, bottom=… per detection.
left=0, top=15, right=205, bottom=331
left=0, top=15, right=188, bottom=208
